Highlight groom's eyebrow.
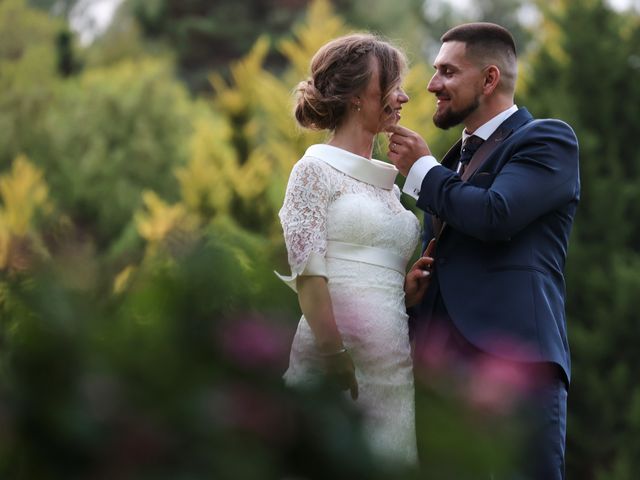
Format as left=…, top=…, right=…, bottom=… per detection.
left=434, top=62, right=458, bottom=72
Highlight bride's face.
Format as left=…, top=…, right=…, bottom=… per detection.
left=357, top=58, right=409, bottom=134
left=379, top=81, right=409, bottom=132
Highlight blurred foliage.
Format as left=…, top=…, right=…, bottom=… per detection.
left=0, top=1, right=195, bottom=250
left=0, top=155, right=52, bottom=275
left=0, top=155, right=51, bottom=238
left=332, top=0, right=426, bottom=58
left=1, top=0, right=640, bottom=477
left=0, top=0, right=61, bottom=168
left=127, top=0, right=313, bottom=92
left=0, top=233, right=381, bottom=479
left=43, top=58, right=194, bottom=249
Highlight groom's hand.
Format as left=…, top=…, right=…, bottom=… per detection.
left=386, top=124, right=432, bottom=177
left=404, top=238, right=436, bottom=307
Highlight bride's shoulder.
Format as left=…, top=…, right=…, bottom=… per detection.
left=290, top=151, right=335, bottom=177
left=286, top=153, right=337, bottom=192
left=294, top=153, right=328, bottom=168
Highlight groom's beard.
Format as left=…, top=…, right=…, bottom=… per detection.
left=433, top=95, right=480, bottom=130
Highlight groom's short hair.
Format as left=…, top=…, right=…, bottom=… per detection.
left=442, top=22, right=518, bottom=93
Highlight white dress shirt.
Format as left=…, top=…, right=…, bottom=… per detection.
left=402, top=105, right=519, bottom=199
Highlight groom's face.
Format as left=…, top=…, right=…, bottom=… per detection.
left=427, top=41, right=484, bottom=130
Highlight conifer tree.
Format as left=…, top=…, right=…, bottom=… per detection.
left=522, top=1, right=640, bottom=477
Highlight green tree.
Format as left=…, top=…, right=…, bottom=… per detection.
left=43, top=58, right=195, bottom=249
left=331, top=0, right=426, bottom=58
left=128, top=0, right=313, bottom=92
left=0, top=0, right=63, bottom=170
left=522, top=1, right=640, bottom=478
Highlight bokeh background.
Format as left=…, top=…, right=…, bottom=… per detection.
left=1, top=0, right=639, bottom=478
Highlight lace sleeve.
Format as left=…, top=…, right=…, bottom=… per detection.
left=276, top=156, right=331, bottom=291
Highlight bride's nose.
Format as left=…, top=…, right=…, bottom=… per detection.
left=397, top=90, right=409, bottom=104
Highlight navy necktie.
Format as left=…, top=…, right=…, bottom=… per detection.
left=459, top=135, right=484, bottom=175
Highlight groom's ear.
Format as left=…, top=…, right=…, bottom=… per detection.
left=482, top=65, right=500, bottom=95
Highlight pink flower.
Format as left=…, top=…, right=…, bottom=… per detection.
left=413, top=328, right=550, bottom=416
left=465, top=356, right=532, bottom=415
left=219, top=314, right=292, bottom=371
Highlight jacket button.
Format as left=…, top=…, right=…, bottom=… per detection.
left=438, top=257, right=447, bottom=265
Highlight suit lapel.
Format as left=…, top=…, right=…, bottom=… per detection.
left=462, top=107, right=533, bottom=181
left=441, top=139, right=463, bottom=170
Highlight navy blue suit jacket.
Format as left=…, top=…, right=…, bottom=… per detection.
left=415, top=107, right=580, bottom=383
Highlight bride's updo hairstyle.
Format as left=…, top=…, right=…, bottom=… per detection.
left=295, top=33, right=407, bottom=131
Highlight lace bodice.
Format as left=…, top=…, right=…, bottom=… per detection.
left=279, top=145, right=420, bottom=279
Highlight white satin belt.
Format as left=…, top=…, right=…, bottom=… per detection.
left=326, top=240, right=405, bottom=274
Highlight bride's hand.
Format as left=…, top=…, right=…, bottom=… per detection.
left=405, top=239, right=436, bottom=308
left=324, top=349, right=359, bottom=400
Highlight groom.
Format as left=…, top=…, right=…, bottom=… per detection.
left=387, top=23, right=579, bottom=479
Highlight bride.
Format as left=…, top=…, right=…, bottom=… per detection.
left=276, top=33, right=432, bottom=465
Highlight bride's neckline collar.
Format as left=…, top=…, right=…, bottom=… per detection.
left=304, top=144, right=398, bottom=190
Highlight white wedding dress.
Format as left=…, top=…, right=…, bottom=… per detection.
left=277, top=144, right=421, bottom=465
